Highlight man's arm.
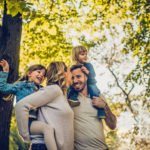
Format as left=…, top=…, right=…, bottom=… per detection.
left=92, top=96, right=117, bottom=130
left=103, top=103, right=117, bottom=129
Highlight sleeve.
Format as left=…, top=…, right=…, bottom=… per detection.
left=15, top=85, right=62, bottom=141
left=84, top=63, right=96, bottom=78
left=0, top=72, right=25, bottom=94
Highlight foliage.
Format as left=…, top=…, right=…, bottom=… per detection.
left=0, top=0, right=149, bottom=149
left=0, top=0, right=149, bottom=87
left=18, top=0, right=76, bottom=71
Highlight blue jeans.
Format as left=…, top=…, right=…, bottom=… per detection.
left=31, top=144, right=47, bottom=150
left=88, top=84, right=100, bottom=98
left=88, top=84, right=105, bottom=118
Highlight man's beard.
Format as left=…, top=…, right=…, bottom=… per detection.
left=73, top=82, right=87, bottom=92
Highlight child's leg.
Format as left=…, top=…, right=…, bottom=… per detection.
left=88, top=84, right=106, bottom=118
left=67, top=86, right=78, bottom=100
left=67, top=86, right=80, bottom=107
left=30, top=121, right=57, bottom=150
left=88, top=84, right=100, bottom=98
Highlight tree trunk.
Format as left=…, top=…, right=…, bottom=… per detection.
left=0, top=1, right=22, bottom=149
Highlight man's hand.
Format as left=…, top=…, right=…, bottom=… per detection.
left=92, top=96, right=107, bottom=108
left=0, top=59, right=9, bottom=72
left=92, top=95, right=117, bottom=130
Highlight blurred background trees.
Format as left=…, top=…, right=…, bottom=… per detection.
left=0, top=0, right=149, bottom=149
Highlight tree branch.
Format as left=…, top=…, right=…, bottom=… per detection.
left=108, top=67, right=135, bottom=114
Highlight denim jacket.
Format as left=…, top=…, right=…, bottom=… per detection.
left=83, top=62, right=97, bottom=84
left=0, top=72, right=36, bottom=102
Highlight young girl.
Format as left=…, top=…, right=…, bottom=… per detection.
left=68, top=45, right=106, bottom=119
left=0, top=59, right=57, bottom=150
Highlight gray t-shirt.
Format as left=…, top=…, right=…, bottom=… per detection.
left=72, top=94, right=108, bottom=150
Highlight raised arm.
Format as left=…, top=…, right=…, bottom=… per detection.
left=0, top=59, right=9, bottom=72
left=15, top=85, right=62, bottom=141
left=0, top=71, right=28, bottom=95
left=92, top=95, right=117, bottom=130
left=0, top=59, right=24, bottom=95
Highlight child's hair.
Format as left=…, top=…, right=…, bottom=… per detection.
left=19, top=64, right=46, bottom=81
left=46, top=61, right=67, bottom=93
left=72, top=45, right=88, bottom=64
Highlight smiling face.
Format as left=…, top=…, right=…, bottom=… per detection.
left=78, top=51, right=88, bottom=63
left=28, top=69, right=46, bottom=85
left=71, top=68, right=88, bottom=92
left=72, top=46, right=88, bottom=64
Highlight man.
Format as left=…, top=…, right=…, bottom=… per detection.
left=70, top=64, right=117, bottom=150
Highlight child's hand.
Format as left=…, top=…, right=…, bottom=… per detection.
left=23, top=134, right=30, bottom=142
left=0, top=59, right=9, bottom=72
left=81, top=66, right=89, bottom=75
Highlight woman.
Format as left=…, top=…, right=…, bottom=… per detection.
left=15, top=62, right=74, bottom=150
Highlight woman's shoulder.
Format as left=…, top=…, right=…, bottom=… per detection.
left=43, top=84, right=63, bottom=94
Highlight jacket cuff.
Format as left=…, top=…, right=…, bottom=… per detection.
left=0, top=72, right=9, bottom=78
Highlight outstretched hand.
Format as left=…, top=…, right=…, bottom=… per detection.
left=0, top=59, right=9, bottom=72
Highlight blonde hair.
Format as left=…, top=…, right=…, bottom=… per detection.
left=72, top=45, right=88, bottom=64
left=46, top=62, right=67, bottom=94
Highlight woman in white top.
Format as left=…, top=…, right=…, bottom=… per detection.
left=15, top=62, right=74, bottom=150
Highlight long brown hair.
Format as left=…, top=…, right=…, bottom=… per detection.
left=19, top=64, right=46, bottom=81
left=46, top=62, right=67, bottom=93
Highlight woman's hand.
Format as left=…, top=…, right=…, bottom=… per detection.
left=0, top=59, right=9, bottom=72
